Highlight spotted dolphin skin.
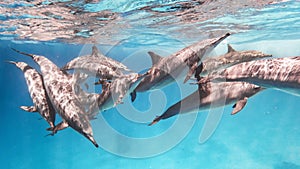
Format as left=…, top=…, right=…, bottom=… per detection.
left=7, top=61, right=56, bottom=129
left=130, top=33, right=231, bottom=102
left=149, top=81, right=264, bottom=125
left=199, top=44, right=272, bottom=76
left=200, top=56, right=300, bottom=96
left=12, top=49, right=99, bottom=148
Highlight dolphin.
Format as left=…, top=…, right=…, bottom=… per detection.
left=199, top=44, right=272, bottom=77
left=149, top=81, right=264, bottom=125
left=73, top=86, right=99, bottom=115
left=62, top=45, right=131, bottom=80
left=12, top=48, right=99, bottom=148
left=88, top=72, right=147, bottom=119
left=7, top=61, right=56, bottom=129
left=130, top=33, right=231, bottom=102
left=200, top=56, right=300, bottom=96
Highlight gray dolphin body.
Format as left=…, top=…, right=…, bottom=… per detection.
left=88, top=73, right=147, bottom=119
left=62, top=46, right=131, bottom=80
left=8, top=61, right=56, bottom=129
left=131, top=33, right=230, bottom=102
left=149, top=81, right=264, bottom=125
left=12, top=49, right=99, bottom=148
left=201, top=56, right=300, bottom=96
left=200, top=44, right=272, bottom=76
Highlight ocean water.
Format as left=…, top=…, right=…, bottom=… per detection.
left=1, top=0, right=300, bottom=169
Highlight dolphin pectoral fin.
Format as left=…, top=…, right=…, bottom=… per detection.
left=227, top=44, right=236, bottom=53
left=231, top=97, right=248, bottom=115
left=195, top=62, right=203, bottom=81
left=20, top=106, right=37, bottom=112
left=184, top=62, right=199, bottom=83
left=46, top=121, right=69, bottom=136
left=148, top=116, right=163, bottom=126
left=232, top=103, right=236, bottom=108
left=130, top=90, right=137, bottom=102
left=11, top=48, right=34, bottom=59
left=148, top=51, right=163, bottom=65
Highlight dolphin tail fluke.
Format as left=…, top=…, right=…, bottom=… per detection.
left=231, top=97, right=248, bottom=115
left=46, top=127, right=55, bottom=133
left=46, top=121, right=69, bottom=136
left=11, top=48, right=34, bottom=59
left=148, top=116, right=163, bottom=126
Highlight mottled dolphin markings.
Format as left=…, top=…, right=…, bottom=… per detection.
left=130, top=33, right=231, bottom=102
left=12, top=48, right=99, bottom=148
left=200, top=56, right=300, bottom=96
left=149, top=81, right=264, bottom=125
left=7, top=61, right=56, bottom=129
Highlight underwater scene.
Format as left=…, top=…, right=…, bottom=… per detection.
left=1, top=0, right=300, bottom=168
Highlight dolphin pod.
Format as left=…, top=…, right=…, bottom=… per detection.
left=12, top=49, right=99, bottom=148
left=11, top=33, right=296, bottom=148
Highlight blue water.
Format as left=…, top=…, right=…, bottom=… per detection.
left=1, top=0, right=300, bottom=169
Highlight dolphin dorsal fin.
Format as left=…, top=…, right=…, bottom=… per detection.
left=227, top=44, right=236, bottom=53
left=148, top=51, right=162, bottom=65
left=92, top=45, right=103, bottom=57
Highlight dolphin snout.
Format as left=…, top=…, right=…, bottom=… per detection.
left=84, top=133, right=99, bottom=148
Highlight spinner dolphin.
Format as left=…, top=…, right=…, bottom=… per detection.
left=62, top=45, right=131, bottom=80
left=199, top=44, right=272, bottom=77
left=7, top=61, right=56, bottom=129
left=149, top=81, right=264, bottom=125
left=12, top=48, right=99, bottom=148
left=131, top=33, right=230, bottom=102
left=88, top=73, right=147, bottom=119
left=200, top=56, right=300, bottom=96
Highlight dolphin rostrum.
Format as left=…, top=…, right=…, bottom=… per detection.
left=199, top=44, right=272, bottom=77
left=200, top=56, right=300, bottom=96
left=12, top=48, right=99, bottom=148
left=7, top=61, right=56, bottom=129
left=130, top=33, right=231, bottom=102
left=149, top=81, right=264, bottom=125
